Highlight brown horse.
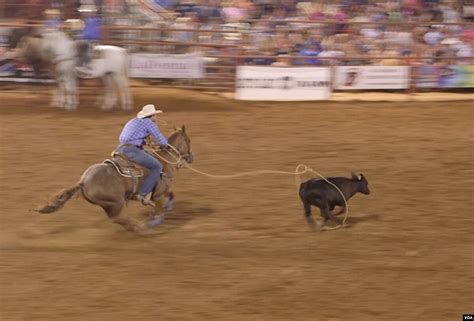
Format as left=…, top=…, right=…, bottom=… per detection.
left=37, top=126, right=194, bottom=232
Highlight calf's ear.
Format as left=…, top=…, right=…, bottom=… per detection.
left=351, top=172, right=363, bottom=181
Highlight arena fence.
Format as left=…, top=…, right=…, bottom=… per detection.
left=0, top=20, right=473, bottom=99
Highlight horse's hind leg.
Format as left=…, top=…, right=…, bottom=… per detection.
left=51, top=76, right=65, bottom=108
left=100, top=73, right=116, bottom=111
left=115, top=74, right=132, bottom=110
left=103, top=203, right=139, bottom=232
left=64, top=72, right=78, bottom=110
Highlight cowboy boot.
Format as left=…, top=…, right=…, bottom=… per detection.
left=133, top=194, right=156, bottom=207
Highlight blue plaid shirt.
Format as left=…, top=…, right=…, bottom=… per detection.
left=119, top=118, right=168, bottom=147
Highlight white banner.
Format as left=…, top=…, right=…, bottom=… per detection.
left=130, top=53, right=204, bottom=79
left=236, top=66, right=331, bottom=101
left=335, top=66, right=410, bottom=89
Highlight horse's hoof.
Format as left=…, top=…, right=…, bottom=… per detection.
left=146, top=215, right=163, bottom=228
left=165, top=200, right=174, bottom=211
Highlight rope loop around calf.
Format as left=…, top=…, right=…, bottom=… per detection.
left=182, top=163, right=350, bottom=230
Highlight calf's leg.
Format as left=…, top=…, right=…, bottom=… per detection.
left=320, top=202, right=342, bottom=225
left=302, top=200, right=316, bottom=229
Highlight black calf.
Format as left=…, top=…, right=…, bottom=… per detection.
left=299, top=173, right=370, bottom=227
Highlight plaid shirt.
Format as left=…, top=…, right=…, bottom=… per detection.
left=119, top=117, right=168, bottom=147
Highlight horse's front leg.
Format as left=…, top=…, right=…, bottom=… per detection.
left=164, top=191, right=174, bottom=211
left=51, top=76, right=65, bottom=108
left=64, top=72, right=78, bottom=110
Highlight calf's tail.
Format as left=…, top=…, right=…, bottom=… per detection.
left=36, top=183, right=83, bottom=213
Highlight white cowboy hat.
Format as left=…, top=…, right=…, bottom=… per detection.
left=137, top=104, right=163, bottom=118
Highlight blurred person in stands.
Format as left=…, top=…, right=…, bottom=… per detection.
left=401, top=0, right=423, bottom=19
left=274, top=29, right=292, bottom=55
left=271, top=54, right=292, bottom=67
left=252, top=39, right=275, bottom=66
left=423, top=26, right=444, bottom=46
left=379, top=43, right=403, bottom=66
left=171, top=15, right=196, bottom=53
left=308, top=3, right=325, bottom=21
left=194, top=0, right=221, bottom=23
left=299, top=40, right=321, bottom=66
left=462, top=27, right=474, bottom=43
left=279, top=0, right=297, bottom=16
left=221, top=0, right=247, bottom=23
left=442, top=37, right=473, bottom=65
left=318, top=42, right=345, bottom=66
left=288, top=30, right=304, bottom=54
left=198, top=16, right=222, bottom=64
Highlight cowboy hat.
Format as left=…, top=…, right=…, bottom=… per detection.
left=137, top=104, right=163, bottom=119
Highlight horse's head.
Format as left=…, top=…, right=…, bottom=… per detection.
left=9, top=28, right=47, bottom=65
left=168, top=125, right=194, bottom=164
left=8, top=27, right=31, bottom=49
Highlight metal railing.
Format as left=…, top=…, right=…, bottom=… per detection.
left=0, top=19, right=473, bottom=93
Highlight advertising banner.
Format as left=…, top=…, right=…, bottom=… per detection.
left=129, top=53, right=204, bottom=79
left=335, top=66, right=410, bottom=90
left=437, top=65, right=474, bottom=88
left=235, top=66, right=331, bottom=101
left=415, top=65, right=440, bottom=88
left=415, top=65, right=474, bottom=88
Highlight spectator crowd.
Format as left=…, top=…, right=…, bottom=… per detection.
left=1, top=0, right=474, bottom=67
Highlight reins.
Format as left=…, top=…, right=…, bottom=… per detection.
left=151, top=143, right=350, bottom=230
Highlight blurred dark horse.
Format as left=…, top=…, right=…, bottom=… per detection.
left=37, top=126, right=194, bottom=232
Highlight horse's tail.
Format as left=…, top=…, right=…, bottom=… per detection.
left=36, top=182, right=83, bottom=213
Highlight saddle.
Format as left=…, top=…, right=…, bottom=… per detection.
left=105, top=149, right=171, bottom=198
left=104, top=152, right=144, bottom=178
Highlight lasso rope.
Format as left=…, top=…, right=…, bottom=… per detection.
left=149, top=145, right=349, bottom=230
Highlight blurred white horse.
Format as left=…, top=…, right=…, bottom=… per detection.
left=12, top=30, right=132, bottom=111
left=76, top=44, right=133, bottom=111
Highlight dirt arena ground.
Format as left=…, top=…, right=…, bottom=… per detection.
left=0, top=84, right=472, bottom=321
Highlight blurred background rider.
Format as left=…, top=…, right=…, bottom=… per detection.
left=77, top=4, right=102, bottom=68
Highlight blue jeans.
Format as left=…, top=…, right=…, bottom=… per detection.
left=117, top=145, right=163, bottom=196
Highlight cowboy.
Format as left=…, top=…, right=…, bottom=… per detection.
left=117, top=104, right=168, bottom=207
